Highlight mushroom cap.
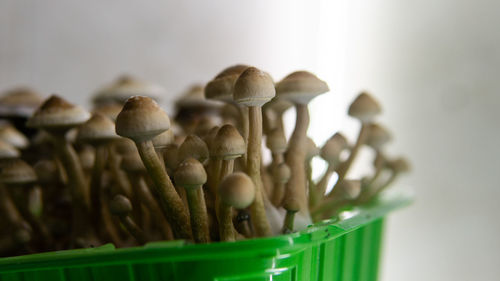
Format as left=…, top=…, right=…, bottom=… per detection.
left=347, top=92, right=382, bottom=123
left=388, top=157, right=411, bottom=173
left=115, top=96, right=171, bottom=142
left=78, top=146, right=95, bottom=170
left=109, top=194, right=133, bottom=215
left=120, top=152, right=146, bottom=173
left=211, top=124, right=246, bottom=160
left=115, top=138, right=137, bottom=155
left=0, top=140, right=20, bottom=159
left=26, top=95, right=91, bottom=131
left=335, top=180, right=362, bottom=200
left=0, top=87, right=43, bottom=117
left=176, top=84, right=222, bottom=108
left=263, top=97, right=293, bottom=115
left=272, top=162, right=291, bottom=183
left=0, top=159, right=37, bottom=185
left=33, top=160, right=58, bottom=184
left=152, top=130, right=175, bottom=149
left=163, top=144, right=179, bottom=171
left=205, top=64, right=250, bottom=102
left=219, top=172, right=255, bottom=209
left=266, top=128, right=287, bottom=154
left=305, top=137, right=320, bottom=160
left=177, top=134, right=209, bottom=163
left=365, top=123, right=392, bottom=150
left=93, top=75, right=165, bottom=105
left=92, top=103, right=123, bottom=121
left=174, top=157, right=207, bottom=189
left=320, top=133, right=348, bottom=165
left=0, top=124, right=29, bottom=149
left=233, top=67, right=276, bottom=107
left=202, top=125, right=220, bottom=151
left=276, top=71, right=329, bottom=104
left=77, top=113, right=119, bottom=144
left=283, top=197, right=300, bottom=212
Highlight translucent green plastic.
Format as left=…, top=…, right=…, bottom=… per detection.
left=0, top=195, right=410, bottom=281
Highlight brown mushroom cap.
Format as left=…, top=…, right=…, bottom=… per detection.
left=92, top=103, right=123, bottom=121
left=266, top=128, right=287, bottom=154
left=174, top=157, right=207, bottom=189
left=115, top=96, right=171, bottom=142
left=320, top=133, right=349, bottom=165
left=0, top=159, right=37, bottom=185
left=211, top=124, right=246, bottom=160
left=93, top=75, right=165, bottom=105
left=33, top=160, right=58, bottom=184
left=272, top=162, right=291, bottom=183
left=347, top=92, right=382, bottom=123
left=176, top=84, right=222, bottom=108
left=335, top=180, right=362, bottom=200
left=387, top=157, right=411, bottom=173
left=115, top=138, right=137, bottom=155
left=0, top=87, right=43, bottom=117
left=365, top=123, right=392, bottom=150
left=109, top=194, right=133, bottom=216
left=0, top=140, right=21, bottom=159
left=203, top=125, right=220, bottom=152
left=283, top=197, right=300, bottom=212
left=276, top=71, right=329, bottom=104
left=77, top=113, right=119, bottom=144
left=233, top=67, right=276, bottom=107
left=120, top=152, right=146, bottom=173
left=177, top=134, right=209, bottom=163
left=0, top=124, right=29, bottom=149
left=152, top=130, right=175, bottom=149
left=205, top=64, right=250, bottom=102
left=163, top=144, right=179, bottom=171
left=219, top=172, right=255, bottom=209
left=26, top=95, right=91, bottom=131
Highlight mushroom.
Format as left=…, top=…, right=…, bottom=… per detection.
left=92, top=103, right=123, bottom=122
left=218, top=172, right=255, bottom=241
left=152, top=129, right=175, bottom=169
left=177, top=134, right=209, bottom=164
left=0, top=87, right=43, bottom=137
left=109, top=194, right=147, bottom=245
left=115, top=96, right=192, bottom=240
left=0, top=139, right=21, bottom=162
left=270, top=162, right=291, bottom=207
left=281, top=197, right=300, bottom=234
left=363, top=123, right=392, bottom=188
left=335, top=92, right=382, bottom=182
left=0, top=124, right=30, bottom=149
left=312, top=180, right=362, bottom=219
left=93, top=75, right=166, bottom=106
left=233, top=67, right=276, bottom=236
left=276, top=71, right=329, bottom=229
left=174, top=158, right=210, bottom=243
left=361, top=156, right=410, bottom=202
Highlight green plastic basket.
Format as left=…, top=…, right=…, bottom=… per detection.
left=0, top=194, right=411, bottom=281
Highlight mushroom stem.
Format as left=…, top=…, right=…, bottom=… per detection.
left=246, top=106, right=271, bottom=236
left=237, top=106, right=249, bottom=144
left=119, top=215, right=147, bottom=245
left=107, top=145, right=132, bottom=197
left=311, top=165, right=335, bottom=207
left=99, top=195, right=123, bottom=245
left=335, top=123, right=368, bottom=182
left=218, top=202, right=235, bottom=241
left=235, top=210, right=253, bottom=238
left=281, top=210, right=297, bottom=234
left=311, top=197, right=344, bottom=218
left=135, top=140, right=193, bottom=240
left=185, top=188, right=210, bottom=243
left=284, top=104, right=310, bottom=216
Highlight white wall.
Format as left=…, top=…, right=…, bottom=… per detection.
left=1, top=1, right=499, bottom=280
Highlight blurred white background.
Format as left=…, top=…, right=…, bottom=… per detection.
left=1, top=0, right=499, bottom=280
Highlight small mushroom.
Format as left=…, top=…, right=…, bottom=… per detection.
left=0, top=124, right=30, bottom=149
left=174, top=158, right=210, bottom=243
left=109, top=194, right=147, bottom=244
left=218, top=172, right=255, bottom=241
left=177, top=134, right=209, bottom=164
left=115, top=96, right=192, bottom=240
left=281, top=197, right=300, bottom=234
left=270, top=162, right=291, bottom=206
left=312, top=180, right=362, bottom=219
left=233, top=67, right=276, bottom=237
left=93, top=75, right=166, bottom=106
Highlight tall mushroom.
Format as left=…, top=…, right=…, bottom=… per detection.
left=115, top=96, right=192, bottom=240
left=233, top=67, right=275, bottom=236
left=276, top=71, right=329, bottom=229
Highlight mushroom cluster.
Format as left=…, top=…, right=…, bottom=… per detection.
left=0, top=68, right=409, bottom=256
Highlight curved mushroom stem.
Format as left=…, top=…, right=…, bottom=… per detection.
left=335, top=123, right=368, bottom=183
left=185, top=187, right=210, bottom=243
left=281, top=210, right=297, bottom=234
left=310, top=165, right=335, bottom=208
left=247, top=106, right=272, bottom=236
left=135, top=140, right=193, bottom=240
left=99, top=194, right=123, bottom=246
left=271, top=179, right=286, bottom=207
left=107, top=144, right=132, bottom=198
left=118, top=214, right=147, bottom=245
left=218, top=202, right=235, bottom=241
left=284, top=104, right=310, bottom=218
left=134, top=175, right=174, bottom=240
